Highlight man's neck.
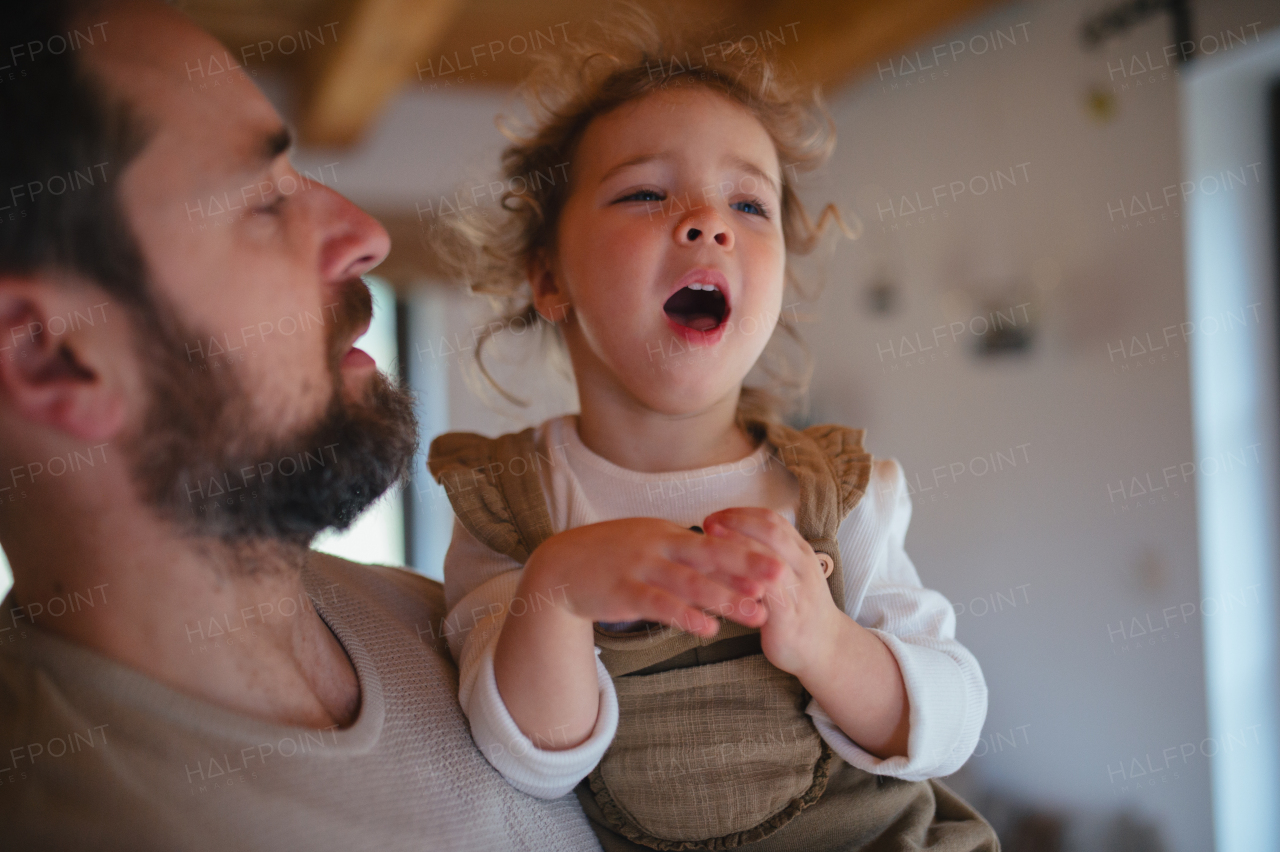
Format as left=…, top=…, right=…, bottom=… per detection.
left=5, top=515, right=360, bottom=730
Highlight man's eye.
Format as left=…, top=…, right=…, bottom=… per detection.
left=256, top=195, right=287, bottom=216
left=617, top=188, right=665, bottom=203
left=731, top=198, right=769, bottom=217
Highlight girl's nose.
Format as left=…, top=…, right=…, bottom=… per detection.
left=677, top=216, right=733, bottom=249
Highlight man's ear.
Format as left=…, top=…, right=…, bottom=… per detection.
left=0, top=280, right=126, bottom=442
left=527, top=250, right=571, bottom=324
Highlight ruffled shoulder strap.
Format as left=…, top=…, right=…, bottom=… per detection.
left=801, top=423, right=874, bottom=520
left=426, top=427, right=555, bottom=564
left=740, top=417, right=874, bottom=608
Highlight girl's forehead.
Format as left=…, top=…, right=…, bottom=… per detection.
left=575, top=86, right=781, bottom=181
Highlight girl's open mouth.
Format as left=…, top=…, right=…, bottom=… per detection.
left=663, top=282, right=729, bottom=332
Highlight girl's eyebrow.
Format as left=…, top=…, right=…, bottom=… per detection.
left=598, top=152, right=666, bottom=184
left=596, top=151, right=781, bottom=198
left=729, top=156, right=782, bottom=198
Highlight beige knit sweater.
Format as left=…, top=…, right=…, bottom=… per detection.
left=0, top=552, right=601, bottom=851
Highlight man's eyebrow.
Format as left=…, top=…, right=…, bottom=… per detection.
left=211, top=127, right=294, bottom=190
left=729, top=157, right=781, bottom=197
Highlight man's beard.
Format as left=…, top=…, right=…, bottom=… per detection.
left=124, top=279, right=419, bottom=552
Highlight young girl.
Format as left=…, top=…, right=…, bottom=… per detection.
left=428, top=11, right=996, bottom=851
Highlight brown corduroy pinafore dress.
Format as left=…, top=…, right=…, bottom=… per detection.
left=429, top=418, right=999, bottom=852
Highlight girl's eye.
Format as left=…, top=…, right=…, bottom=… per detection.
left=616, top=188, right=665, bottom=203
left=731, top=198, right=769, bottom=218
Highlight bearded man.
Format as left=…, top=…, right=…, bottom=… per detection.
left=0, top=2, right=602, bottom=849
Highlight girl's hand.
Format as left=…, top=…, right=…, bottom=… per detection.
left=701, top=507, right=844, bottom=676
left=522, top=517, right=782, bottom=638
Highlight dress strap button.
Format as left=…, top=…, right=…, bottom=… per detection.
left=816, top=552, right=835, bottom=578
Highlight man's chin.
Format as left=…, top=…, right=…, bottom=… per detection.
left=134, top=366, right=419, bottom=552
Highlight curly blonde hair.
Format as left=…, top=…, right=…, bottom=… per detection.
left=430, top=4, right=855, bottom=423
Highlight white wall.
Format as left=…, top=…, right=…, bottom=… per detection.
left=279, top=1, right=1280, bottom=848
left=806, top=2, right=1275, bottom=848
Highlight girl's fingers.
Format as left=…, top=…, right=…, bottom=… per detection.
left=641, top=560, right=765, bottom=625
left=671, top=530, right=786, bottom=582
left=677, top=566, right=770, bottom=630
left=701, top=522, right=799, bottom=578
left=704, top=568, right=765, bottom=599
left=704, top=507, right=799, bottom=551
left=625, top=581, right=719, bottom=638
left=716, top=597, right=770, bottom=629
left=704, top=508, right=812, bottom=569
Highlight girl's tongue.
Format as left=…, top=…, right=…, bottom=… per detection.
left=663, top=285, right=727, bottom=332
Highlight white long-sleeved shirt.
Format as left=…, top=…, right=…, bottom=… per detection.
left=441, top=415, right=987, bottom=799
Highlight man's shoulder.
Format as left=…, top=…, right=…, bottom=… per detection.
left=306, top=551, right=443, bottom=602
left=304, top=552, right=449, bottom=657
left=0, top=641, right=39, bottom=741
left=0, top=641, right=162, bottom=848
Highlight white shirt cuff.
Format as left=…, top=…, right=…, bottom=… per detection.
left=808, top=630, right=974, bottom=781
left=463, top=635, right=619, bottom=799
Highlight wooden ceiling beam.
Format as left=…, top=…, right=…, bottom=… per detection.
left=298, top=0, right=465, bottom=147
left=753, top=0, right=1008, bottom=90
left=188, top=0, right=1014, bottom=146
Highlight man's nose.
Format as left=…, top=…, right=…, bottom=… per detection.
left=317, top=185, right=391, bottom=283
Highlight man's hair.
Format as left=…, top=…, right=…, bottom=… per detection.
left=0, top=0, right=152, bottom=307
